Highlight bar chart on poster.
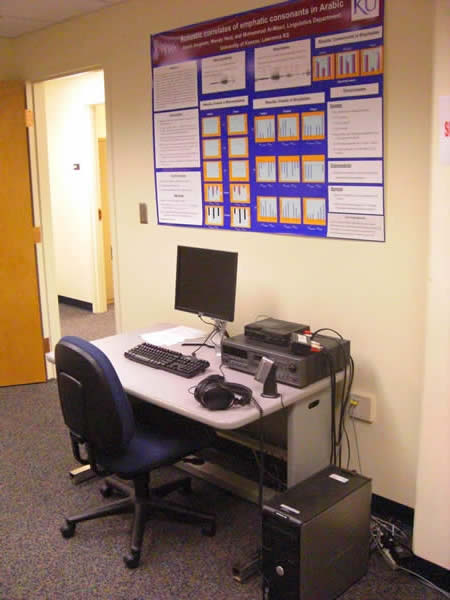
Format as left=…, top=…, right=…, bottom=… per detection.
left=151, top=0, right=385, bottom=241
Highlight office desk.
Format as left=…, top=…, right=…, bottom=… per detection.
left=50, top=325, right=336, bottom=501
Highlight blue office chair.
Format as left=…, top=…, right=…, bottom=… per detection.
left=55, top=335, right=216, bottom=568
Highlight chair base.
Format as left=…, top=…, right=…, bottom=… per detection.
left=60, top=473, right=216, bottom=568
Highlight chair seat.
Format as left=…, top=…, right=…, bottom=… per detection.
left=97, top=423, right=211, bottom=478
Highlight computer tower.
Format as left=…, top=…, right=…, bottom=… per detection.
left=262, top=466, right=371, bottom=600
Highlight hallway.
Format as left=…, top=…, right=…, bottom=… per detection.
left=58, top=302, right=115, bottom=340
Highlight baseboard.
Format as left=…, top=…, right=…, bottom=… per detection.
left=396, top=554, right=450, bottom=594
left=58, top=295, right=93, bottom=311
left=371, top=493, right=414, bottom=527
left=371, top=494, right=449, bottom=593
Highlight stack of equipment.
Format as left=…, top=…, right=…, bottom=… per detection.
left=222, top=318, right=350, bottom=389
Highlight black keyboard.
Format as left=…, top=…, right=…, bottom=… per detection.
left=124, top=342, right=210, bottom=378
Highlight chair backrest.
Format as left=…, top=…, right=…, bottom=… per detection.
left=55, top=336, right=135, bottom=456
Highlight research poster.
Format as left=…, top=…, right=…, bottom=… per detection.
left=151, top=0, right=385, bottom=241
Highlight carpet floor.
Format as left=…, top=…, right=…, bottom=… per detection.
left=0, top=305, right=444, bottom=599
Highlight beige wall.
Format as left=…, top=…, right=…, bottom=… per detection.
left=413, top=0, right=450, bottom=570
left=6, top=0, right=436, bottom=509
left=0, top=38, right=14, bottom=78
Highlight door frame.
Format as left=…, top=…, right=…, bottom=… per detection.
left=26, top=69, right=119, bottom=375
left=26, top=82, right=60, bottom=378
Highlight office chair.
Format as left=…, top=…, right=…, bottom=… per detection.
left=55, top=335, right=216, bottom=568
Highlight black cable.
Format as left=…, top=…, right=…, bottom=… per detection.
left=311, top=328, right=354, bottom=468
left=344, top=424, right=351, bottom=469
left=311, top=329, right=343, bottom=464
left=184, top=319, right=217, bottom=356
left=182, top=342, right=214, bottom=349
left=312, top=327, right=344, bottom=340
left=251, top=395, right=265, bottom=512
left=396, top=566, right=450, bottom=598
left=320, top=348, right=337, bottom=464
left=338, top=355, right=354, bottom=466
left=341, top=355, right=356, bottom=469
left=350, top=404, right=363, bottom=472
left=251, top=450, right=286, bottom=492
left=324, top=336, right=350, bottom=467
left=370, top=515, right=450, bottom=598
left=198, top=314, right=216, bottom=327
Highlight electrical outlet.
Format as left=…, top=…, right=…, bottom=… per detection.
left=350, top=393, right=376, bottom=423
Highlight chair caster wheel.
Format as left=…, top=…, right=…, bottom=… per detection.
left=100, top=483, right=113, bottom=498
left=60, top=520, right=76, bottom=538
left=202, top=521, right=216, bottom=537
left=124, top=550, right=141, bottom=569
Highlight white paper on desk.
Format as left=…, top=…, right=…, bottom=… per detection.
left=140, top=326, right=206, bottom=346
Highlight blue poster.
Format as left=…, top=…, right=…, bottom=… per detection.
left=151, top=0, right=385, bottom=241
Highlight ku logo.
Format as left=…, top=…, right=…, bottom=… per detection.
left=351, top=0, right=380, bottom=21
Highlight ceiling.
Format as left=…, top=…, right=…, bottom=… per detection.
left=0, top=0, right=128, bottom=38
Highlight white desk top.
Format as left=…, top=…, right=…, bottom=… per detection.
left=48, top=324, right=334, bottom=430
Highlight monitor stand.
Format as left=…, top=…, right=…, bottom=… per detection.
left=181, top=317, right=228, bottom=354
left=212, top=319, right=228, bottom=357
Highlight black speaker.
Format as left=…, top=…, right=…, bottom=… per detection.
left=262, top=466, right=371, bottom=600
left=194, top=375, right=252, bottom=411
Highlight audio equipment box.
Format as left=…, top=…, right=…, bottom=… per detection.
left=244, top=318, right=310, bottom=347
left=262, top=466, right=371, bottom=600
left=221, top=334, right=350, bottom=389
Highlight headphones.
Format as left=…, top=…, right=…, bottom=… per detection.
left=194, top=375, right=253, bottom=411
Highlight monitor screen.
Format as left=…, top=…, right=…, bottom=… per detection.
left=175, top=246, right=238, bottom=322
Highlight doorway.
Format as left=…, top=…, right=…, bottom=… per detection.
left=32, top=70, right=116, bottom=348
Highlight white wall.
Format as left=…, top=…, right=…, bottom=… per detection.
left=7, top=0, right=439, bottom=512
left=43, top=71, right=105, bottom=304
left=413, top=0, right=450, bottom=570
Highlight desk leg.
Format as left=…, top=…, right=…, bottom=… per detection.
left=287, top=387, right=331, bottom=487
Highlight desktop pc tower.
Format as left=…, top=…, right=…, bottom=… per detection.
left=262, top=466, right=371, bottom=600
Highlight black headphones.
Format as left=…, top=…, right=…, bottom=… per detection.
left=194, top=375, right=253, bottom=411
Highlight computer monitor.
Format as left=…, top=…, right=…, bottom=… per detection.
left=175, top=245, right=238, bottom=324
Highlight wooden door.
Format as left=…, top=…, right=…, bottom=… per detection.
left=0, top=81, right=46, bottom=386
left=98, top=138, right=114, bottom=304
